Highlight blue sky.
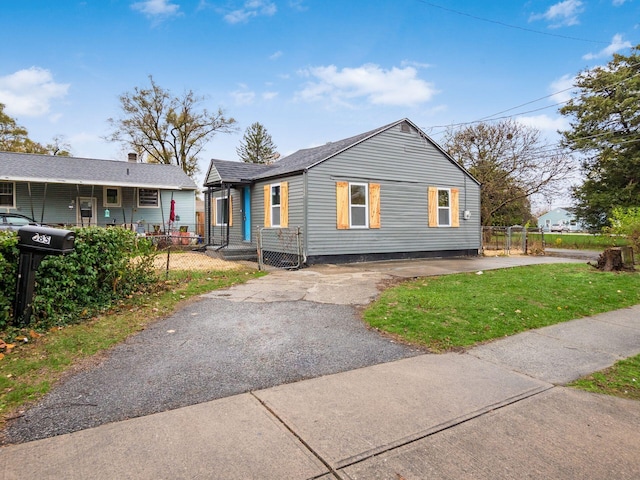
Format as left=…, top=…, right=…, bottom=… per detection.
left=0, top=0, right=637, bottom=203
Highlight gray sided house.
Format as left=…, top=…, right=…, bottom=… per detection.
left=204, top=119, right=481, bottom=265
left=0, top=151, right=198, bottom=233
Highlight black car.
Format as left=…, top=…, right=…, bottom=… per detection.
left=0, top=213, right=39, bottom=231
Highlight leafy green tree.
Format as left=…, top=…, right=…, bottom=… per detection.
left=107, top=76, right=237, bottom=178
left=559, top=45, right=640, bottom=230
left=237, top=122, right=279, bottom=164
left=0, top=103, right=71, bottom=155
left=444, top=119, right=573, bottom=226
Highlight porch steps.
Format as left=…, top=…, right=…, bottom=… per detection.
left=205, top=245, right=258, bottom=262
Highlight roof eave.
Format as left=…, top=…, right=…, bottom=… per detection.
left=0, top=175, right=195, bottom=190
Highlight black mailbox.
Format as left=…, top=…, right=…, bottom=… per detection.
left=17, top=225, right=75, bottom=254
left=14, top=226, right=75, bottom=326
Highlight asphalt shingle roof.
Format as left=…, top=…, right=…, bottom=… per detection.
left=0, top=151, right=197, bottom=190
left=205, top=120, right=401, bottom=186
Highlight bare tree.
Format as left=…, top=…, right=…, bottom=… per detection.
left=106, top=76, right=237, bottom=178
left=444, top=119, right=574, bottom=226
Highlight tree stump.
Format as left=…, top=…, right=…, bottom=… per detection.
left=591, top=247, right=634, bottom=272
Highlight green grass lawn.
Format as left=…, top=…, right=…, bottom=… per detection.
left=533, top=233, right=627, bottom=250
left=364, top=263, right=640, bottom=352
left=570, top=354, right=640, bottom=400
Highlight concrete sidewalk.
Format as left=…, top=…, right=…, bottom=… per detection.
left=2, top=303, right=639, bottom=479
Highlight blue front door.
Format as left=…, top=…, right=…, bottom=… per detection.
left=242, top=187, right=251, bottom=242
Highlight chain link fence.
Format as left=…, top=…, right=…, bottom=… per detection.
left=257, top=227, right=303, bottom=270
left=482, top=226, right=545, bottom=256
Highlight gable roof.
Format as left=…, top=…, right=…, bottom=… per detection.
left=0, top=151, right=197, bottom=190
left=205, top=118, right=479, bottom=187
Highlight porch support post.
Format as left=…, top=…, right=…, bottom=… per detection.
left=226, top=183, right=231, bottom=247
left=39, top=183, right=48, bottom=224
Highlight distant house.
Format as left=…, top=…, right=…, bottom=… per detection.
left=0, top=151, right=198, bottom=233
left=538, top=207, right=584, bottom=232
left=203, top=119, right=481, bottom=265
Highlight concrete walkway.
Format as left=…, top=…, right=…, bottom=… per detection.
left=2, top=255, right=640, bottom=479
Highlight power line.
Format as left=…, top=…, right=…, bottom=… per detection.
left=426, top=68, right=640, bottom=135
left=415, top=1, right=609, bottom=45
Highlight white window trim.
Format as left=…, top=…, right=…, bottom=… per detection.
left=137, top=188, right=159, bottom=208
left=437, top=188, right=451, bottom=227
left=103, top=186, right=122, bottom=207
left=0, top=182, right=16, bottom=209
left=349, top=182, right=369, bottom=229
left=270, top=184, right=281, bottom=228
left=216, top=196, right=229, bottom=226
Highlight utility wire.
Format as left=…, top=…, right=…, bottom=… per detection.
left=415, top=1, right=609, bottom=45
left=427, top=69, right=640, bottom=135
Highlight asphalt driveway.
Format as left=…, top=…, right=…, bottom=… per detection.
left=3, top=294, right=420, bottom=444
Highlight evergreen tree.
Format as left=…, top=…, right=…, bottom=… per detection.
left=236, top=122, right=279, bottom=164
left=559, top=45, right=640, bottom=230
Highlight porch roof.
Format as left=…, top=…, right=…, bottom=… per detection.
left=0, top=151, right=197, bottom=190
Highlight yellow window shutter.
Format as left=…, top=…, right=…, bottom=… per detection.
left=369, top=183, right=380, bottom=229
left=212, top=198, right=217, bottom=226
left=451, top=188, right=459, bottom=227
left=263, top=185, right=271, bottom=227
left=336, top=181, right=349, bottom=229
left=229, top=194, right=233, bottom=227
left=428, top=187, right=438, bottom=227
left=280, top=182, right=289, bottom=228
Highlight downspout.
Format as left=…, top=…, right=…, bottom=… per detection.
left=303, top=169, right=308, bottom=264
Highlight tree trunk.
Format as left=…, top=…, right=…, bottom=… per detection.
left=592, top=247, right=634, bottom=272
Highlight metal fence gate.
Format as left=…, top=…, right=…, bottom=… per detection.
left=482, top=226, right=544, bottom=255
left=257, top=227, right=303, bottom=270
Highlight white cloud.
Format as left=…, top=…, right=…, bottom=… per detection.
left=583, top=34, right=632, bottom=60
left=0, top=67, right=69, bottom=117
left=270, top=51, right=283, bottom=60
left=262, top=91, right=278, bottom=100
left=296, top=64, right=437, bottom=107
left=612, top=0, right=628, bottom=5
left=289, top=0, right=307, bottom=11
left=224, top=0, right=277, bottom=24
left=517, top=114, right=569, bottom=133
left=231, top=89, right=256, bottom=105
left=529, top=0, right=584, bottom=27
left=400, top=60, right=432, bottom=69
left=549, top=74, right=575, bottom=104
left=131, top=0, right=181, bottom=18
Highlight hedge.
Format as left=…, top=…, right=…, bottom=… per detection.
left=0, top=227, right=157, bottom=330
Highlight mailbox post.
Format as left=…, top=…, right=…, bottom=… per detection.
left=14, top=225, right=75, bottom=326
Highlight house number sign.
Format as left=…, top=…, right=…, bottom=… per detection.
left=31, top=233, right=52, bottom=246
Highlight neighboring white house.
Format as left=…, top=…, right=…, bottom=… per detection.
left=538, top=207, right=584, bottom=232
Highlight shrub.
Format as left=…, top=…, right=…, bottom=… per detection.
left=2, top=227, right=157, bottom=330
left=606, top=207, right=640, bottom=254
left=0, top=232, right=19, bottom=329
